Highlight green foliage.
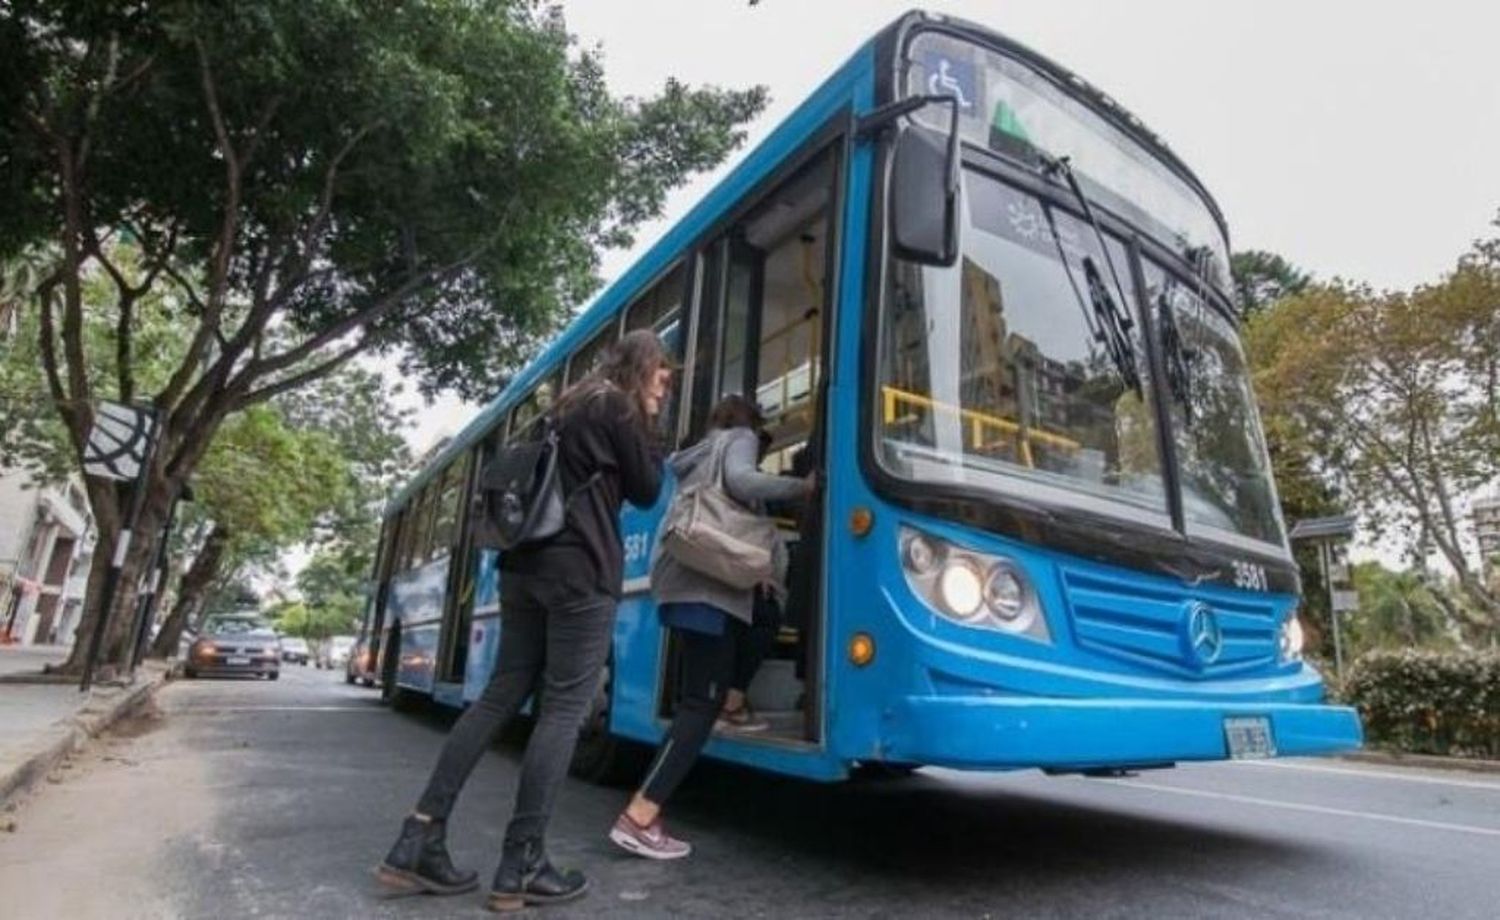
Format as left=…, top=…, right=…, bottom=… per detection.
left=296, top=549, right=365, bottom=611
left=1, top=0, right=768, bottom=403
left=200, top=580, right=260, bottom=621
left=1343, top=649, right=1500, bottom=759
left=1344, top=562, right=1458, bottom=654
left=1231, top=250, right=1312, bottom=318
left=278, top=366, right=413, bottom=581
left=0, top=245, right=188, bottom=481
left=268, top=598, right=357, bottom=642
left=192, top=404, right=351, bottom=561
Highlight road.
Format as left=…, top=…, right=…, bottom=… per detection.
left=1, top=665, right=1496, bottom=919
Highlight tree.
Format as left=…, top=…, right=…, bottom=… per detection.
left=279, top=366, right=414, bottom=587
left=269, top=599, right=357, bottom=644
left=1, top=1, right=766, bottom=672
left=149, top=366, right=413, bottom=658
left=1345, top=562, right=1458, bottom=655
left=1246, top=217, right=1500, bottom=635
left=1234, top=250, right=1344, bottom=656
left=147, top=403, right=350, bottom=657
left=2, top=243, right=374, bottom=660
left=1232, top=249, right=1312, bottom=318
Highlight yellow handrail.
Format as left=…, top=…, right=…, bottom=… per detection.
left=881, top=385, right=1082, bottom=455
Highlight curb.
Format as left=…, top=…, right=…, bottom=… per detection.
left=1340, top=749, right=1500, bottom=776
left=0, top=664, right=172, bottom=811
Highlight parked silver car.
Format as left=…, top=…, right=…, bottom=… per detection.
left=185, top=615, right=281, bottom=680
left=280, top=636, right=311, bottom=665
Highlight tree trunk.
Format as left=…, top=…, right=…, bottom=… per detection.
left=54, top=485, right=167, bottom=676
left=149, top=523, right=230, bottom=658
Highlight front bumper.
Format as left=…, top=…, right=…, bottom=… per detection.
left=188, top=657, right=280, bottom=676
left=882, top=695, right=1362, bottom=770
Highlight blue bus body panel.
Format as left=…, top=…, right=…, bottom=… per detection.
left=817, top=476, right=1362, bottom=767
left=886, top=697, right=1361, bottom=770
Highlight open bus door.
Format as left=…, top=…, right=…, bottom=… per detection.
left=662, top=141, right=839, bottom=745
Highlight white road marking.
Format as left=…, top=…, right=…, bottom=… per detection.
left=1106, top=779, right=1500, bottom=838
left=1235, top=758, right=1500, bottom=792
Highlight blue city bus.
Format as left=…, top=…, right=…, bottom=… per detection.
left=365, top=10, right=1361, bottom=782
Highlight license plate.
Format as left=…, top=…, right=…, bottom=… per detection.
left=226, top=656, right=250, bottom=666
left=1224, top=716, right=1276, bottom=759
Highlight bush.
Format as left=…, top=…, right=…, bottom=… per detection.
left=1342, top=649, right=1500, bottom=759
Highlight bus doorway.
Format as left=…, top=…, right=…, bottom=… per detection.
left=667, top=144, right=838, bottom=745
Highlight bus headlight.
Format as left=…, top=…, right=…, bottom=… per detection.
left=937, top=560, right=984, bottom=620
left=899, top=526, right=1050, bottom=641
left=902, top=531, right=942, bottom=575
left=1279, top=613, right=1304, bottom=663
left=983, top=565, right=1026, bottom=621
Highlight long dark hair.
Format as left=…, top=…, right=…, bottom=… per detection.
left=708, top=393, right=764, bottom=432
left=553, top=328, right=671, bottom=427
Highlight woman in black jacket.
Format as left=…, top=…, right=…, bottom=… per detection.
left=377, top=330, right=672, bottom=912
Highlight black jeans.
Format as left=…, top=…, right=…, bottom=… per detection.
left=730, top=590, right=780, bottom=694
left=414, top=574, right=615, bottom=848
left=640, top=624, right=736, bottom=806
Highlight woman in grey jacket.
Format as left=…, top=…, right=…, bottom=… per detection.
left=608, top=395, right=814, bottom=860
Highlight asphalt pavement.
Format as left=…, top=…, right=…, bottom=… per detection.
left=1, top=664, right=1496, bottom=919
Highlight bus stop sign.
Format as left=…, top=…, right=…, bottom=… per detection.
left=82, top=401, right=156, bottom=482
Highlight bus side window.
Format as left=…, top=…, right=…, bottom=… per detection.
left=624, top=262, right=689, bottom=441
left=428, top=461, right=465, bottom=560
left=567, top=324, right=615, bottom=386
left=507, top=373, right=557, bottom=442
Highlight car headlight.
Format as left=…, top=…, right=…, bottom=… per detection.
left=899, top=526, right=1050, bottom=641
left=1279, top=612, right=1304, bottom=663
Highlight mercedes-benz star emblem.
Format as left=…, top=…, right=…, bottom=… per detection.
left=1184, top=602, right=1223, bottom=667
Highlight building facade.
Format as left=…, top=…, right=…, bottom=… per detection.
left=0, top=468, right=96, bottom=647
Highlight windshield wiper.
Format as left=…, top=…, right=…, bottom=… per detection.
left=1156, top=288, right=1194, bottom=424
left=1036, top=154, right=1143, bottom=396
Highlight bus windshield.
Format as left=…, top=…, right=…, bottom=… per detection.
left=878, top=170, right=1170, bottom=524
left=876, top=165, right=1287, bottom=548
left=904, top=31, right=1231, bottom=295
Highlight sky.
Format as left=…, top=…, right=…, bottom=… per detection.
left=391, top=0, right=1500, bottom=565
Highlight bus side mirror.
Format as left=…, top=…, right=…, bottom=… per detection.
left=891, top=122, right=960, bottom=266
left=859, top=94, right=961, bottom=267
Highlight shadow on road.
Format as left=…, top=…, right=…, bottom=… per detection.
left=379, top=697, right=1324, bottom=907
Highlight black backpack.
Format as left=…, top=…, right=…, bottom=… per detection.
left=474, top=416, right=568, bottom=551
left=474, top=414, right=603, bottom=551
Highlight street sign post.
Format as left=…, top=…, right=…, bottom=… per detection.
left=79, top=401, right=160, bottom=693
left=126, top=483, right=191, bottom=674
left=1289, top=515, right=1357, bottom=680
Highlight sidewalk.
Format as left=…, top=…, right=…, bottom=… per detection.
left=0, top=645, right=172, bottom=810
left=0, top=643, right=72, bottom=676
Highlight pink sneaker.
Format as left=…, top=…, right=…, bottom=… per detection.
left=608, top=813, right=692, bottom=860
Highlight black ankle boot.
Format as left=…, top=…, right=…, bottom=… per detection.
left=486, top=838, right=588, bottom=912
left=375, top=815, right=479, bottom=898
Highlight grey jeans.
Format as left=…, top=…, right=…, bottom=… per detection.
left=415, top=574, right=615, bottom=846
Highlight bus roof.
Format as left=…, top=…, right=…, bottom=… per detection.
left=385, top=33, right=879, bottom=518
